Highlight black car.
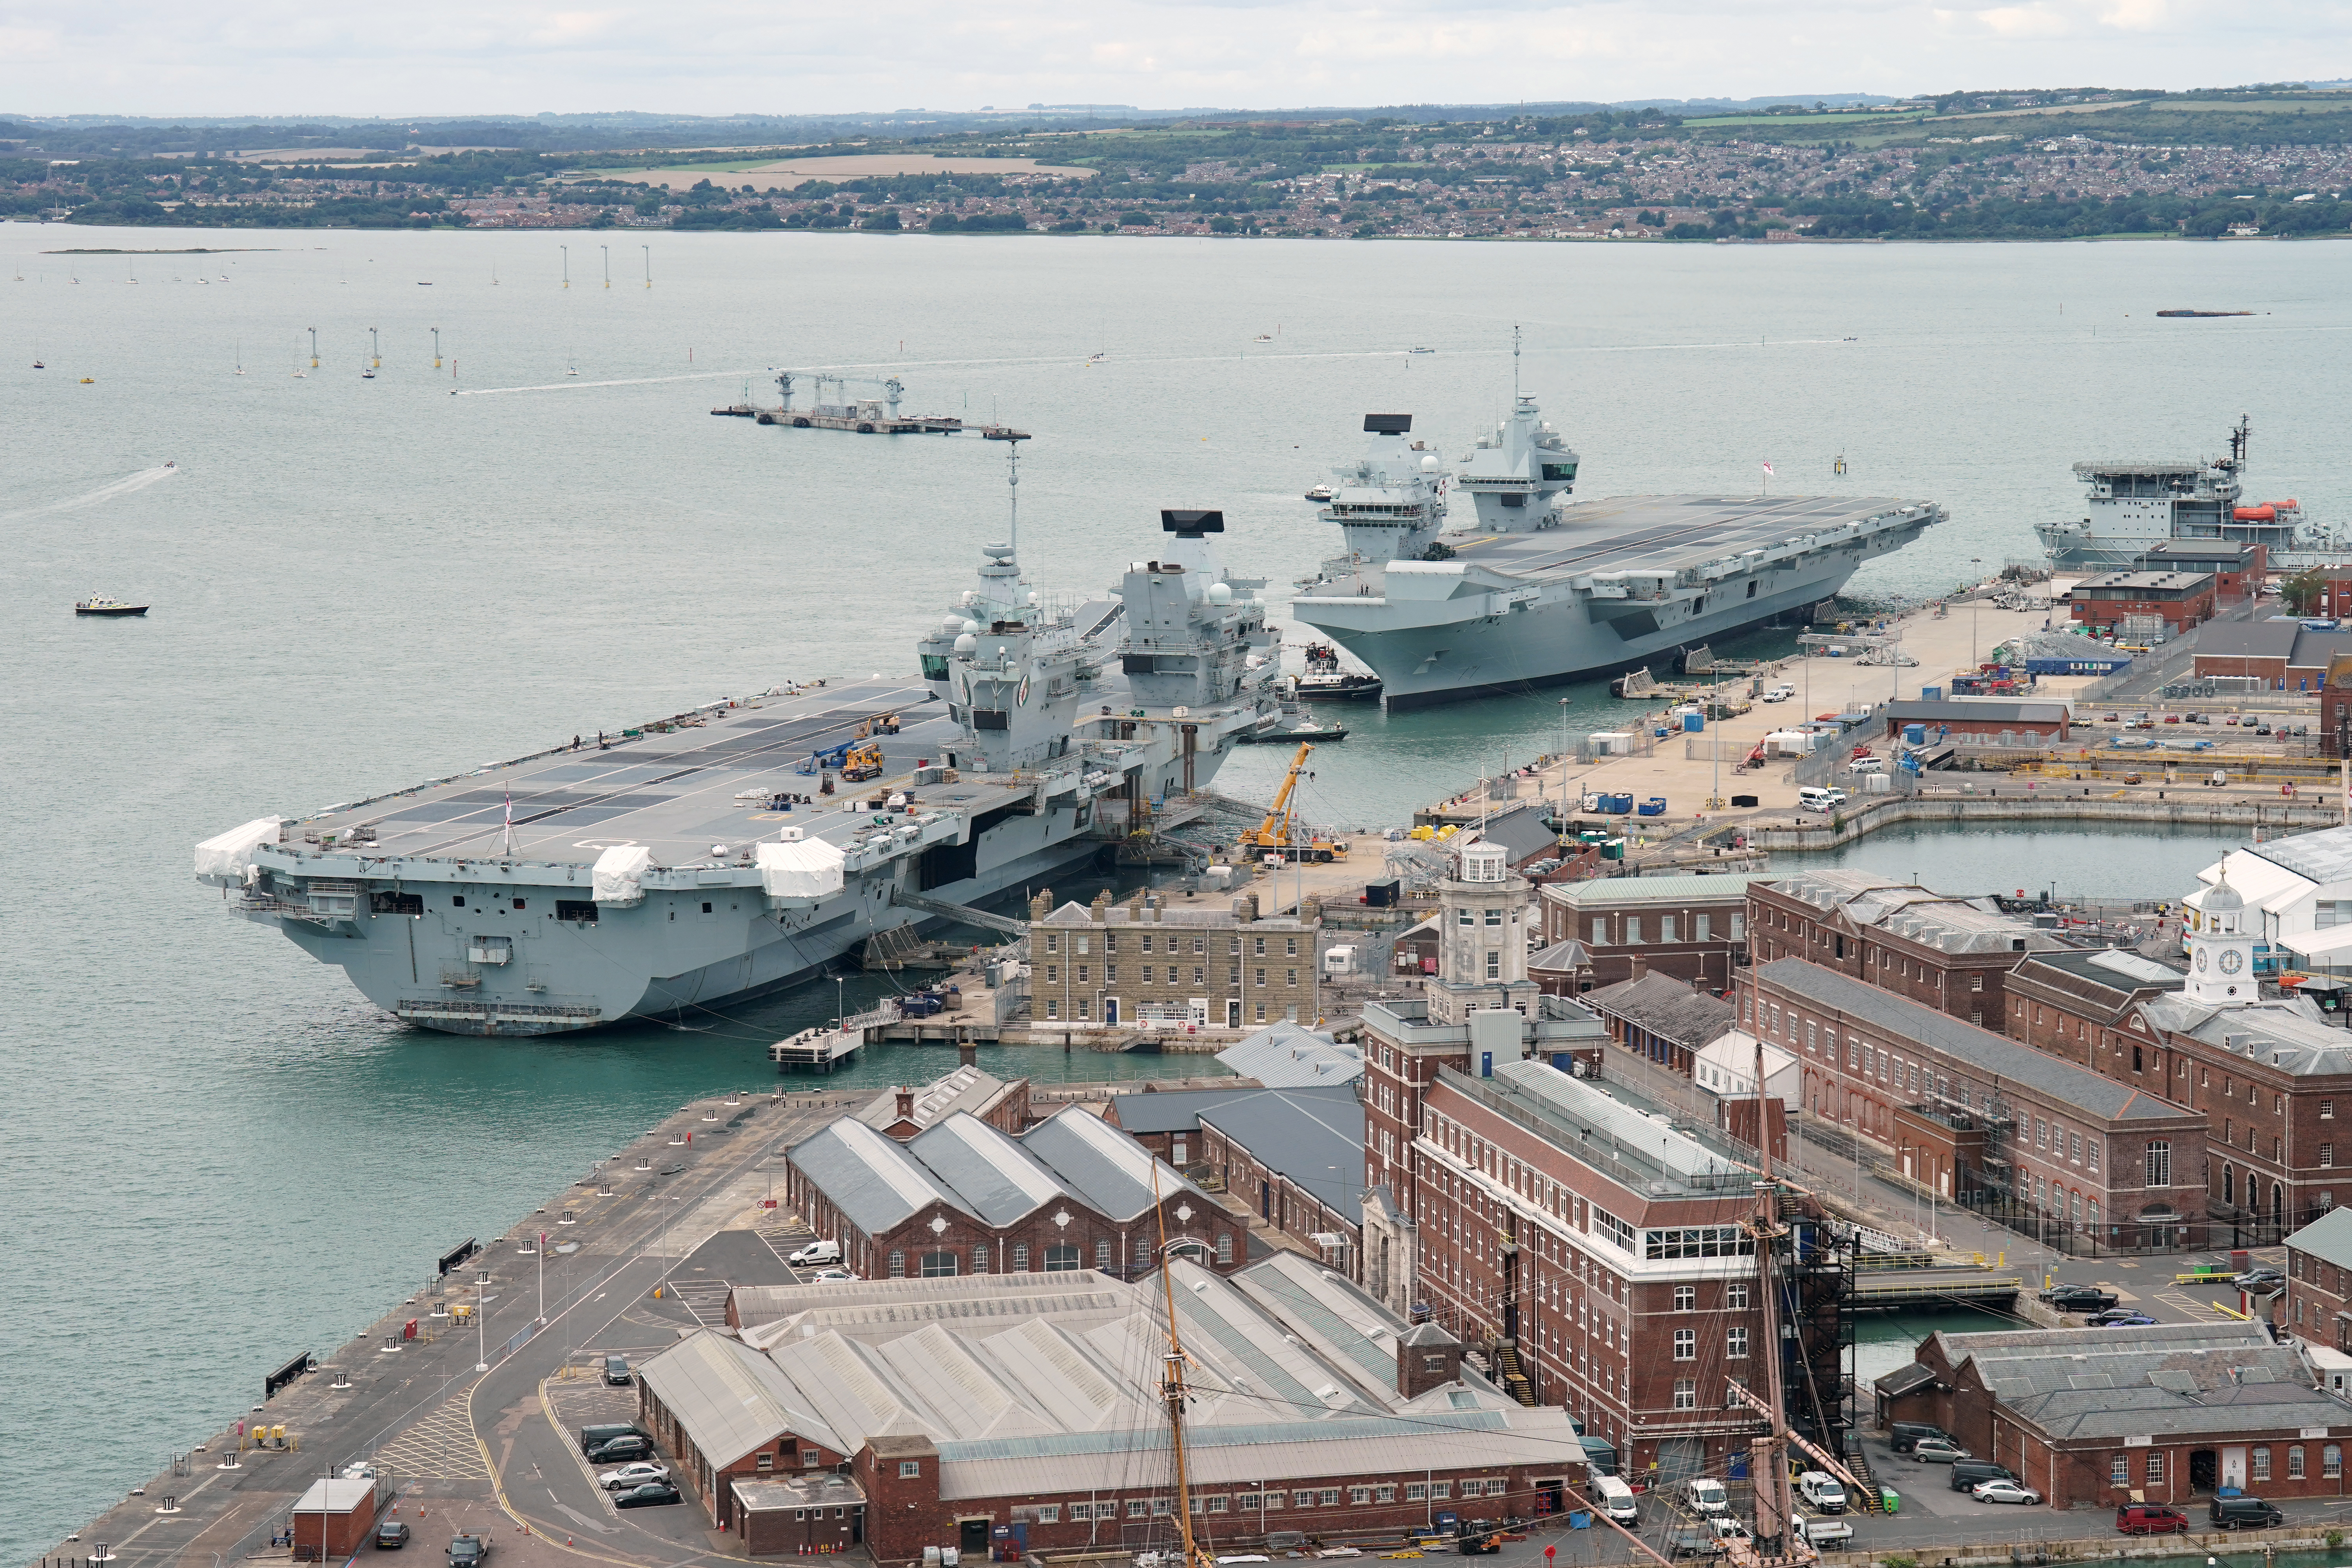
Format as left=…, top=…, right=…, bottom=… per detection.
left=446, top=1535, right=490, bottom=1568
left=604, top=1355, right=631, bottom=1387
left=584, top=1434, right=654, bottom=1465
left=375, top=1523, right=411, bottom=1550
left=578, top=1423, right=648, bottom=1455
left=2040, top=1286, right=2119, bottom=1313
left=1889, top=1421, right=1951, bottom=1454
left=614, top=1483, right=683, bottom=1510
left=1949, top=1461, right=2018, bottom=1493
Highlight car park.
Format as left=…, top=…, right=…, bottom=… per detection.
left=375, top=1523, right=411, bottom=1550
left=1972, top=1480, right=2043, bottom=1506
left=614, top=1483, right=683, bottom=1510
left=597, top=1462, right=672, bottom=1491
left=1911, top=1438, right=1971, bottom=1464
left=2116, top=1504, right=2191, bottom=1535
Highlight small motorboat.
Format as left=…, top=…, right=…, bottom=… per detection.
left=32, top=359, right=44, bottom=369
left=361, top=367, right=376, bottom=379
left=76, top=594, right=149, bottom=616
left=1253, top=334, right=1273, bottom=342
left=1303, top=483, right=1336, bottom=503
left=163, top=459, right=175, bottom=468
left=1409, top=346, right=1436, bottom=354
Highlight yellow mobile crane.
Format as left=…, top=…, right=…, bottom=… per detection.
left=1237, top=742, right=1348, bottom=863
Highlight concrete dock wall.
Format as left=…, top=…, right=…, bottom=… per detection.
left=1749, top=793, right=2340, bottom=851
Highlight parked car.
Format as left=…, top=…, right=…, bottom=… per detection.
left=577, top=1423, right=648, bottom=1455
left=2089, top=1312, right=2158, bottom=1328
left=446, top=1536, right=490, bottom=1568
left=1972, top=1480, right=2043, bottom=1506
left=1948, top=1461, right=2018, bottom=1494
left=789, top=1239, right=842, bottom=1267
left=1888, top=1421, right=1950, bottom=1455
left=614, top=1483, right=683, bottom=1510
left=375, top=1523, right=411, bottom=1550
left=2210, top=1496, right=2284, bottom=1530
left=597, top=1462, right=672, bottom=1492
left=584, top=1434, right=654, bottom=1465
left=2039, top=1285, right=2119, bottom=1313
left=1796, top=1472, right=1847, bottom=1513
left=1911, top=1438, right=1972, bottom=1464
left=2116, top=1504, right=2192, bottom=1535
left=603, top=1355, right=631, bottom=1386
left=809, top=1268, right=858, bottom=1284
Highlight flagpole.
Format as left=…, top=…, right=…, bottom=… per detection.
left=501, top=788, right=516, bottom=859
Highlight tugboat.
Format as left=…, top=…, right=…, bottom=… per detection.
left=1295, top=641, right=1382, bottom=702
left=75, top=593, right=149, bottom=616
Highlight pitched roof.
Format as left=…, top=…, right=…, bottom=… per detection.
left=1545, top=875, right=1760, bottom=909
left=1581, top=970, right=1737, bottom=1049
left=1017, top=1105, right=1212, bottom=1222
left=639, top=1328, right=830, bottom=1467
left=2287, top=1204, right=2352, bottom=1271
left=1216, top=1020, right=1364, bottom=1086
left=1882, top=700, right=2069, bottom=724
left=1755, top=959, right=2194, bottom=1122
left=1528, top=939, right=1592, bottom=972
left=1105, top=1085, right=1284, bottom=1136
left=2193, top=620, right=2300, bottom=661
left=788, top=1116, right=974, bottom=1234
left=857, top=1065, right=1019, bottom=1132
left=1196, top=1087, right=1367, bottom=1223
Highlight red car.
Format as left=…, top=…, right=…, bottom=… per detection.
left=2116, top=1504, right=2190, bottom=1535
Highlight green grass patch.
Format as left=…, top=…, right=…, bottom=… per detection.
left=1684, top=109, right=1929, bottom=128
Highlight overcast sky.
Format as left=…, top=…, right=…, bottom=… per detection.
left=0, top=0, right=2344, bottom=118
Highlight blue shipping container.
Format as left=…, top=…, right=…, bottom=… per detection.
left=1682, top=712, right=1704, bottom=733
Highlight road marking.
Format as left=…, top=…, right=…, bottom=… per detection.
left=554, top=1503, right=619, bottom=1536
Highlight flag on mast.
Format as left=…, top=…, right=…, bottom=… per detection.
left=1761, top=461, right=1774, bottom=477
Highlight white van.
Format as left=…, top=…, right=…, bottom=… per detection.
left=1847, top=756, right=1886, bottom=776
left=1797, top=1472, right=1847, bottom=1514
left=1797, top=787, right=1849, bottom=813
left=1682, top=1476, right=1729, bottom=1515
left=788, top=1238, right=842, bottom=1267
left=1590, top=1475, right=1638, bottom=1524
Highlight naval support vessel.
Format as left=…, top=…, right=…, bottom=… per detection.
left=1288, top=381, right=1944, bottom=708
left=2035, top=416, right=2336, bottom=573
left=194, top=510, right=1281, bottom=1037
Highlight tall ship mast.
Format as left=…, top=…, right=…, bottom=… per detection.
left=193, top=481, right=1281, bottom=1038
left=1289, top=337, right=1943, bottom=710
left=2036, top=416, right=2335, bottom=572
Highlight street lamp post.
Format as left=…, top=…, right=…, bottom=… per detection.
left=1971, top=558, right=1984, bottom=668
left=535, top=1232, right=546, bottom=1326
left=474, top=1275, right=488, bottom=1373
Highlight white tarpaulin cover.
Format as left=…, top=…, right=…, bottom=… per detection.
left=757, top=838, right=845, bottom=899
left=194, top=817, right=283, bottom=878
left=592, top=844, right=654, bottom=904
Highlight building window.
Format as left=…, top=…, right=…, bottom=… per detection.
left=2145, top=1142, right=2171, bottom=1187
left=1316, top=1489, right=1340, bottom=1507
left=2254, top=1447, right=2272, bottom=1482
left=1591, top=918, right=1607, bottom=944
left=2327, top=1100, right=2338, bottom=1120
left=1045, top=999, right=1060, bottom=1020
left=887, top=1250, right=905, bottom=1278
left=899, top=1461, right=922, bottom=1478
left=1728, top=1327, right=1749, bottom=1358
left=920, top=1250, right=958, bottom=1277
left=1043, top=1244, right=1081, bottom=1271
left=1216, top=1233, right=1234, bottom=1263
left=1673, top=1329, right=1696, bottom=1360
left=1256, top=968, right=1267, bottom=987
left=1096, top=1239, right=1113, bottom=1269
left=2146, top=1452, right=2165, bottom=1485
left=1348, top=1487, right=1372, bottom=1505
left=2088, top=1142, right=2100, bottom=1174
left=756, top=1451, right=774, bottom=1472
left=1660, top=915, right=1678, bottom=943
left=1486, top=952, right=1500, bottom=980
left=2327, top=1445, right=2343, bottom=1479
left=1288, top=937, right=1300, bottom=956
left=2111, top=1455, right=2129, bottom=1486
left=1627, top=917, right=1643, bottom=945
left=2291, top=1446, right=2307, bottom=1479
left=973, top=1245, right=989, bottom=1274
left=1288, top=968, right=1299, bottom=986
left=1013, top=1243, right=1029, bottom=1270
left=1695, top=914, right=1712, bottom=941
left=1126, top=1501, right=1148, bottom=1519
left=1674, top=1287, right=1696, bottom=1312
left=1405, top=1484, right=1428, bottom=1503
left=1728, top=1283, right=1749, bottom=1310
left=2327, top=1145, right=2337, bottom=1169
left=1483, top=909, right=1502, bottom=928
left=1045, top=933, right=1059, bottom=953
left=1673, top=1378, right=1697, bottom=1410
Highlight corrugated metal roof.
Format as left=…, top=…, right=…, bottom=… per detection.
left=640, top=1331, right=830, bottom=1467
left=1227, top=1253, right=1401, bottom=1393
left=1109, top=1085, right=1291, bottom=1136
left=2248, top=827, right=2352, bottom=891
left=789, top=1117, right=972, bottom=1234
left=1757, top=959, right=2190, bottom=1122
left=2289, top=1205, right=2352, bottom=1271
left=1547, top=875, right=1761, bottom=908
left=911, top=1113, right=1069, bottom=1226
left=1216, top=1022, right=1364, bottom=1087
left=1020, top=1105, right=1207, bottom=1222
left=1196, top=1090, right=1365, bottom=1223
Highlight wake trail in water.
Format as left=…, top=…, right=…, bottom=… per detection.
left=3, top=465, right=180, bottom=520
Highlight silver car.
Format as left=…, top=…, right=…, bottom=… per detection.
left=1911, top=1438, right=1971, bottom=1464
left=1970, top=1479, right=2042, bottom=1506
left=597, top=1461, right=671, bottom=1491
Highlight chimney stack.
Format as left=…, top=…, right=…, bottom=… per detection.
left=895, top=1086, right=915, bottom=1123
left=1629, top=954, right=1648, bottom=984
left=958, top=1035, right=978, bottom=1070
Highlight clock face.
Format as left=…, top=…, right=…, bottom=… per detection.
left=2220, top=948, right=2245, bottom=975
left=2195, top=949, right=2209, bottom=972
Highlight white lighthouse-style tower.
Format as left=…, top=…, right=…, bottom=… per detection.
left=2187, top=864, right=2257, bottom=1005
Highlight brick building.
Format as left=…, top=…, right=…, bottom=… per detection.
left=1748, top=871, right=2069, bottom=1029
left=1580, top=966, right=1737, bottom=1075
left=1029, top=888, right=1321, bottom=1029
left=1876, top=699, right=2070, bottom=746
left=1744, top=958, right=2210, bottom=1251
left=1357, top=838, right=1609, bottom=1319
left=1408, top=1058, right=1825, bottom=1481
left=642, top=1260, right=1586, bottom=1559
left=2286, top=1208, right=2352, bottom=1362
left=2136, top=540, right=2263, bottom=604
left=2190, top=620, right=2352, bottom=692
left=1881, top=1322, right=2349, bottom=1509
left=784, top=1103, right=1250, bottom=1281
left=1195, top=1085, right=1364, bottom=1272
left=1538, top=875, right=1755, bottom=990
left=857, top=1063, right=1030, bottom=1140
left=2070, top=569, right=2217, bottom=634
left=2003, top=858, right=2352, bottom=1247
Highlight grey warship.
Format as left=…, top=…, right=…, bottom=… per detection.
left=1289, top=344, right=1944, bottom=709
left=194, top=508, right=1280, bottom=1037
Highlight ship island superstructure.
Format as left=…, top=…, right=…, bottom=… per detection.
left=1290, top=380, right=1944, bottom=708
left=2036, top=417, right=2334, bottom=572
left=194, top=511, right=1281, bottom=1038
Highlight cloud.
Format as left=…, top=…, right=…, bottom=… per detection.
left=0, top=0, right=2344, bottom=114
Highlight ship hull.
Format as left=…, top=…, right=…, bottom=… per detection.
left=1297, top=561, right=1860, bottom=710
left=260, top=817, right=1103, bottom=1038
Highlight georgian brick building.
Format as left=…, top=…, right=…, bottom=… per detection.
left=1744, top=958, right=2209, bottom=1252
left=1747, top=871, right=2068, bottom=1030
left=1537, top=876, right=1757, bottom=991
left=784, top=1103, right=1249, bottom=1281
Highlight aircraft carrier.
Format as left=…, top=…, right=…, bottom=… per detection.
left=1289, top=362, right=1944, bottom=709
left=194, top=510, right=1281, bottom=1037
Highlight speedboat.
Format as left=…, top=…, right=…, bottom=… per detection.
left=1303, top=483, right=1336, bottom=502
left=76, top=594, right=149, bottom=616
left=1409, top=346, right=1436, bottom=354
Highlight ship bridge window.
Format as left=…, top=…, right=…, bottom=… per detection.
left=1541, top=463, right=1577, bottom=482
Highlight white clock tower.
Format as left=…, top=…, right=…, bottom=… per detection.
left=2187, top=866, right=2257, bottom=1005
